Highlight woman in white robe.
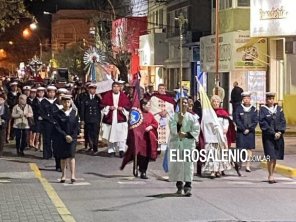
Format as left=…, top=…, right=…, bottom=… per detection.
left=168, top=98, right=200, bottom=196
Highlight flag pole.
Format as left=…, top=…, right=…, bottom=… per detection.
left=215, top=0, right=220, bottom=84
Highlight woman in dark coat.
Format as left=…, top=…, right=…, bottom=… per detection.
left=259, top=92, right=286, bottom=184
left=54, top=95, right=79, bottom=183
left=234, top=92, right=258, bottom=172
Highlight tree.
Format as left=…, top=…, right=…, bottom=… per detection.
left=0, top=0, right=32, bottom=32
left=55, top=43, right=85, bottom=78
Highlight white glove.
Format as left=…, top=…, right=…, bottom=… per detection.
left=38, top=116, right=43, bottom=120
left=244, top=129, right=249, bottom=135
left=145, top=126, right=153, bottom=132
left=65, top=135, right=73, bottom=143
left=274, top=132, right=281, bottom=140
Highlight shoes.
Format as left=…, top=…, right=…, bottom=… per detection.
left=221, top=171, right=226, bottom=176
left=268, top=180, right=277, bottom=184
left=234, top=163, right=242, bottom=177
left=140, top=172, right=148, bottom=179
left=60, top=178, right=66, bottom=183
left=215, top=172, right=221, bottom=178
left=184, top=188, right=192, bottom=197
left=176, top=188, right=183, bottom=195
left=245, top=168, right=251, bottom=173
left=210, top=172, right=215, bottom=179
left=119, top=151, right=124, bottom=158
left=71, top=178, right=76, bottom=183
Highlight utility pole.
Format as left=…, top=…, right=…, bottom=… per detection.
left=175, top=12, right=187, bottom=112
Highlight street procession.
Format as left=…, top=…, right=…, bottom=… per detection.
left=0, top=65, right=287, bottom=195
left=1, top=0, right=296, bottom=221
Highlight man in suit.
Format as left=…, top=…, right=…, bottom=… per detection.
left=80, top=83, right=101, bottom=154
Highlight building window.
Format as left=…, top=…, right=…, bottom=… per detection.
left=159, top=9, right=163, bottom=28
left=219, top=0, right=232, bottom=10
left=237, top=0, right=250, bottom=7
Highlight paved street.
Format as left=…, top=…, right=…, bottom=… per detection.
left=1, top=136, right=296, bottom=222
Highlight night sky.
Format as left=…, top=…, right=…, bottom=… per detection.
left=24, top=0, right=108, bottom=37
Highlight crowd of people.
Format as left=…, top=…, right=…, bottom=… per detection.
left=0, top=76, right=287, bottom=195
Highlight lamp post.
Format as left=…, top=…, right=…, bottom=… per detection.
left=22, top=28, right=43, bottom=61
left=175, top=12, right=187, bottom=112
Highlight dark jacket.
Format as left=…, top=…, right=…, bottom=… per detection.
left=80, top=94, right=101, bottom=123
left=0, top=104, right=10, bottom=130
left=40, top=98, right=60, bottom=124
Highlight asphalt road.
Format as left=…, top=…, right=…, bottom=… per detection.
left=1, top=136, right=296, bottom=222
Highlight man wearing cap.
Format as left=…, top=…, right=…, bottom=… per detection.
left=234, top=92, right=258, bottom=173
left=80, top=83, right=101, bottom=154
left=101, top=81, right=131, bottom=157
left=27, top=88, right=37, bottom=106
left=27, top=88, right=37, bottom=149
left=31, top=87, right=46, bottom=151
left=6, top=82, right=21, bottom=142
left=259, top=92, right=286, bottom=184
left=230, top=81, right=244, bottom=115
left=40, top=85, right=59, bottom=160
left=22, top=86, right=31, bottom=98
left=149, top=83, right=175, bottom=152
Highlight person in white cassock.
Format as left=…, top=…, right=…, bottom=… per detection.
left=101, top=82, right=132, bottom=157
left=168, top=97, right=200, bottom=197
left=149, top=84, right=175, bottom=151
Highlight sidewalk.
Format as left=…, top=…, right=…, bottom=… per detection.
left=0, top=158, right=63, bottom=222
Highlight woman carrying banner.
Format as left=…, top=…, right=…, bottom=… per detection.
left=121, top=99, right=158, bottom=179
left=202, top=95, right=236, bottom=178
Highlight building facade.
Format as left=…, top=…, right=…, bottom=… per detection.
left=250, top=0, right=296, bottom=124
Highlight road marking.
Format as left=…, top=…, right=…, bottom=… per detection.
left=0, top=179, right=11, bottom=183
left=118, top=181, right=146, bottom=184
left=228, top=181, right=254, bottom=185
left=64, top=182, right=90, bottom=186
left=30, top=163, right=76, bottom=222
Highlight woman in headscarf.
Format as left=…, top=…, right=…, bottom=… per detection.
left=54, top=95, right=79, bottom=183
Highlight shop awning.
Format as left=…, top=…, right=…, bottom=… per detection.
left=236, top=37, right=265, bottom=52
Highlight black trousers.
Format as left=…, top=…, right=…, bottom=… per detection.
left=42, top=122, right=54, bottom=159
left=85, top=122, right=100, bottom=152
left=137, top=155, right=149, bottom=173
left=15, top=129, right=28, bottom=152
left=0, top=129, right=6, bottom=156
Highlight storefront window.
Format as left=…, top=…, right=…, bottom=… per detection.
left=237, top=0, right=250, bottom=7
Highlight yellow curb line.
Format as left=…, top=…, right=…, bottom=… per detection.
left=30, top=163, right=76, bottom=222
left=260, top=161, right=296, bottom=178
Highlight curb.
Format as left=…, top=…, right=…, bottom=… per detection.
left=260, top=161, right=296, bottom=178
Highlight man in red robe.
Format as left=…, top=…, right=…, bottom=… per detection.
left=101, top=82, right=132, bottom=157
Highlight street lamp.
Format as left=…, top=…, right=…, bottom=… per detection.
left=175, top=12, right=187, bottom=112
left=22, top=28, right=43, bottom=61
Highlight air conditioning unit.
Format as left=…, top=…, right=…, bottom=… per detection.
left=155, top=28, right=163, bottom=33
